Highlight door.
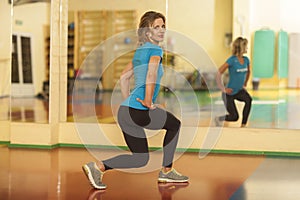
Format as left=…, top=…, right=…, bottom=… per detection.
left=11, top=34, right=35, bottom=97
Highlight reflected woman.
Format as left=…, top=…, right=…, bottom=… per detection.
left=82, top=11, right=189, bottom=190
left=215, top=37, right=252, bottom=127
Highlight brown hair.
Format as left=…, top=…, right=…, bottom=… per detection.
left=137, top=11, right=166, bottom=44
left=232, top=37, right=248, bottom=56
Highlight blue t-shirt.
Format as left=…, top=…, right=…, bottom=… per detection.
left=226, top=55, right=250, bottom=95
left=121, top=42, right=164, bottom=110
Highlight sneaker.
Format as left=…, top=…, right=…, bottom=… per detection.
left=82, top=162, right=106, bottom=190
left=241, top=124, right=246, bottom=128
left=215, top=116, right=222, bottom=127
left=158, top=168, right=189, bottom=183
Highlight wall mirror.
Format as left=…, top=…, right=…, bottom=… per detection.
left=11, top=0, right=51, bottom=123
left=67, top=0, right=300, bottom=129
left=7, top=0, right=299, bottom=130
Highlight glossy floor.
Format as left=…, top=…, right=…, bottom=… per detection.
left=1, top=145, right=300, bottom=200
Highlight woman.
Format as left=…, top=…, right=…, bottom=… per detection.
left=215, top=37, right=252, bottom=127
left=82, top=11, right=188, bottom=190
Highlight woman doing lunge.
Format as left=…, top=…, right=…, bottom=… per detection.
left=82, top=11, right=189, bottom=190
left=215, top=37, right=252, bottom=127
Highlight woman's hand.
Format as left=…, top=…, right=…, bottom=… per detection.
left=136, top=98, right=156, bottom=109
left=224, top=88, right=233, bottom=94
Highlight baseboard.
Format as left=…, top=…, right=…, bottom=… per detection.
left=4, top=142, right=300, bottom=157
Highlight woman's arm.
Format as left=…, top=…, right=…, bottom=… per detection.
left=244, top=64, right=251, bottom=88
left=136, top=55, right=161, bottom=109
left=216, top=62, right=229, bottom=93
left=120, top=61, right=134, bottom=99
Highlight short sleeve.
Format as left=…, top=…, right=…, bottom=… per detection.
left=245, top=57, right=250, bottom=66
left=149, top=46, right=163, bottom=58
left=226, top=56, right=234, bottom=66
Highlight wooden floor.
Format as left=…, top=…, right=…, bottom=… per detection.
left=1, top=145, right=300, bottom=200
left=2, top=89, right=300, bottom=199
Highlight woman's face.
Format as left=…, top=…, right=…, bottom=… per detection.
left=242, top=43, right=248, bottom=54
left=149, top=18, right=166, bottom=44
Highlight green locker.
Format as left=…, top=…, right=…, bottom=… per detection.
left=252, top=29, right=275, bottom=78
left=277, top=30, right=289, bottom=78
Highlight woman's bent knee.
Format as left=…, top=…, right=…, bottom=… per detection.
left=132, top=153, right=149, bottom=167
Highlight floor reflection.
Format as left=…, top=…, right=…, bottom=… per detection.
left=158, top=182, right=189, bottom=200
left=68, top=89, right=300, bottom=129
left=87, top=189, right=106, bottom=200
left=10, top=97, right=48, bottom=123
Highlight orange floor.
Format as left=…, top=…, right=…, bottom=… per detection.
left=0, top=145, right=267, bottom=200
left=2, top=89, right=300, bottom=199
left=2, top=145, right=300, bottom=199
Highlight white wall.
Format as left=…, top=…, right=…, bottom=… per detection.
left=233, top=0, right=300, bottom=51
left=249, top=0, right=300, bottom=33
left=280, top=0, right=300, bottom=33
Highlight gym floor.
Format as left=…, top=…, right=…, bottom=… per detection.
left=1, top=89, right=300, bottom=199
left=1, top=146, right=300, bottom=200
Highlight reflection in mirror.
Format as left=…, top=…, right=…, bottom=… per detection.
left=67, top=0, right=300, bottom=130
left=11, top=0, right=51, bottom=123
left=228, top=0, right=300, bottom=130
left=0, top=1, right=12, bottom=123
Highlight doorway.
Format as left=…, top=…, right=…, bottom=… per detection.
left=11, top=33, right=35, bottom=97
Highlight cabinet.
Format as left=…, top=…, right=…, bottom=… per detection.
left=110, top=11, right=137, bottom=88
left=68, top=10, right=137, bottom=91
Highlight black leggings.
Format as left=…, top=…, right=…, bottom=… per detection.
left=219, top=89, right=252, bottom=125
left=102, top=106, right=181, bottom=170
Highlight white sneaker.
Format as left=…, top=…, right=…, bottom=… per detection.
left=82, top=162, right=106, bottom=190
left=158, top=169, right=189, bottom=183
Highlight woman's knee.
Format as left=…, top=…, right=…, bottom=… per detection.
left=165, top=113, right=181, bottom=131
left=228, top=112, right=239, bottom=121
left=132, top=152, right=149, bottom=167
left=174, top=118, right=181, bottom=129
left=170, top=118, right=181, bottom=133
left=232, top=114, right=239, bottom=121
